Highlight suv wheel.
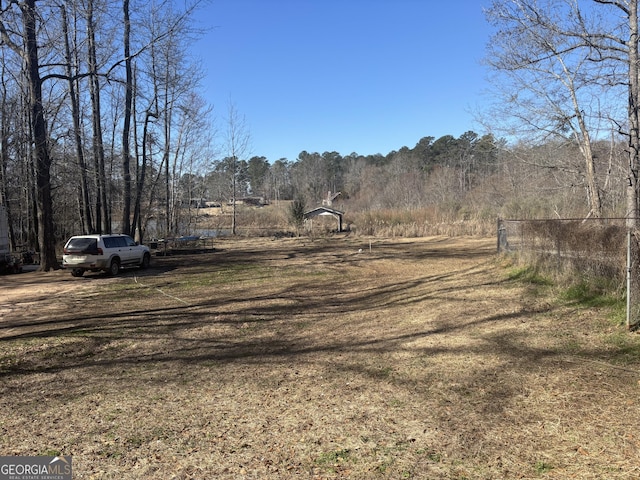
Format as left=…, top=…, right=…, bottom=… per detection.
left=108, top=259, right=120, bottom=276
left=71, top=268, right=85, bottom=277
left=140, top=252, right=150, bottom=269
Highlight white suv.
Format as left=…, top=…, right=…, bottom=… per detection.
left=62, top=234, right=151, bottom=277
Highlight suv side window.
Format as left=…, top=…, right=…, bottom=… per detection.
left=124, top=236, right=137, bottom=247
left=103, top=237, right=117, bottom=248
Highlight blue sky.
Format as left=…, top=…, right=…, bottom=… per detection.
left=193, top=0, right=494, bottom=162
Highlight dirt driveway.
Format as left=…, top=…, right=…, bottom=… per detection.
left=1, top=267, right=87, bottom=301
left=0, top=235, right=638, bottom=479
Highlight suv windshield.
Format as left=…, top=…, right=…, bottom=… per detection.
left=66, top=237, right=99, bottom=254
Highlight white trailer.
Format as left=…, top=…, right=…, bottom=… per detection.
left=0, top=205, right=21, bottom=273
left=0, top=204, right=9, bottom=255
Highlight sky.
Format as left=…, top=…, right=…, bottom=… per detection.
left=192, top=0, right=494, bottom=162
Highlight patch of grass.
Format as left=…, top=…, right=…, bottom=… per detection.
left=176, top=264, right=328, bottom=293
left=208, top=263, right=268, bottom=283
left=96, top=446, right=125, bottom=459
left=125, top=435, right=145, bottom=448
left=102, top=281, right=156, bottom=298
left=604, top=330, right=640, bottom=364
left=427, top=451, right=443, bottom=462
left=560, top=280, right=621, bottom=308
left=609, top=302, right=629, bottom=326
left=507, top=263, right=627, bottom=327
left=534, top=460, right=553, bottom=474
left=560, top=337, right=583, bottom=354
left=0, top=352, right=17, bottom=371
left=507, top=266, right=552, bottom=286
left=316, top=448, right=351, bottom=465
left=41, top=449, right=61, bottom=456
left=374, top=366, right=394, bottom=379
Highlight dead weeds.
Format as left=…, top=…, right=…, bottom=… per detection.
left=0, top=235, right=639, bottom=479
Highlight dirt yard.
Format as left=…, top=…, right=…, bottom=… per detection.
left=0, top=235, right=638, bottom=479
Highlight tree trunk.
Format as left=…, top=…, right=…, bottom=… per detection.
left=87, top=0, right=110, bottom=233
left=572, top=105, right=602, bottom=217
left=0, top=61, right=13, bottom=248
left=581, top=132, right=602, bottom=218
left=232, top=156, right=237, bottom=235
left=628, top=0, right=640, bottom=227
left=121, top=0, right=133, bottom=236
left=22, top=0, right=57, bottom=270
left=132, top=112, right=153, bottom=243
left=61, top=4, right=94, bottom=233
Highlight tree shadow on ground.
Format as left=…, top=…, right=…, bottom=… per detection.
left=0, top=236, right=633, bottom=436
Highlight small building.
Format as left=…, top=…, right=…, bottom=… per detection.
left=227, top=196, right=267, bottom=207
left=303, top=206, right=344, bottom=232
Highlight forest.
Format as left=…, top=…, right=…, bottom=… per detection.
left=1, top=0, right=640, bottom=270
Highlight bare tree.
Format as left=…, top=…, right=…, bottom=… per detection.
left=266, top=159, right=293, bottom=204
left=485, top=0, right=607, bottom=218
left=85, top=0, right=111, bottom=233
left=0, top=0, right=58, bottom=270
left=486, top=0, right=640, bottom=223
left=291, top=151, right=331, bottom=205
left=61, top=3, right=94, bottom=233
left=381, top=151, right=425, bottom=210
left=222, top=100, right=251, bottom=235
left=168, top=93, right=213, bottom=235
left=625, top=0, right=640, bottom=223
left=121, top=0, right=133, bottom=236
left=0, top=0, right=207, bottom=269
left=587, top=0, right=640, bottom=224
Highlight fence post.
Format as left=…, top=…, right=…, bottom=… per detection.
left=627, top=228, right=640, bottom=330
left=497, top=218, right=507, bottom=253
left=556, top=225, right=561, bottom=270
left=627, top=228, right=631, bottom=329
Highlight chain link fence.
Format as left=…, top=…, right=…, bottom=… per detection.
left=497, top=218, right=640, bottom=330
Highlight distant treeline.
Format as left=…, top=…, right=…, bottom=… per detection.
left=189, top=131, right=627, bottom=223
left=3, top=128, right=628, bottom=248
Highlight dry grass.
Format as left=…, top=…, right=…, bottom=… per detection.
left=0, top=235, right=639, bottom=479
left=179, top=203, right=496, bottom=238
